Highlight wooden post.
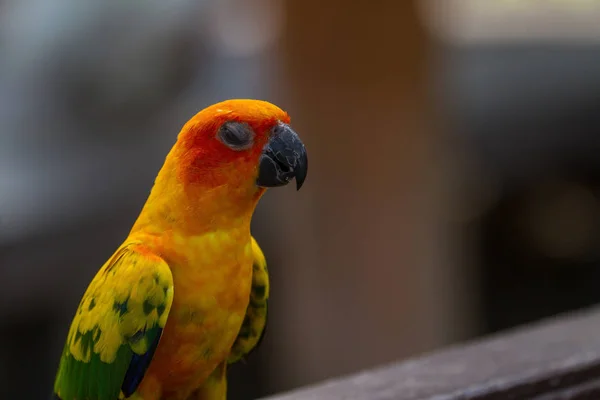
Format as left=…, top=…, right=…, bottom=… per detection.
left=255, top=0, right=477, bottom=394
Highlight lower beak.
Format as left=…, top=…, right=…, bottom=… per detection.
left=256, top=122, right=308, bottom=190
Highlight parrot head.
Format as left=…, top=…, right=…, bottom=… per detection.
left=174, top=99, right=307, bottom=196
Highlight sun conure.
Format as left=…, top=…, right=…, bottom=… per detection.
left=52, top=99, right=308, bottom=400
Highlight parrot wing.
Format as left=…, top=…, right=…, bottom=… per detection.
left=53, top=243, right=174, bottom=400
left=228, top=236, right=270, bottom=363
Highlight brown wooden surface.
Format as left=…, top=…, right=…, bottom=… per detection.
left=262, top=306, right=600, bottom=399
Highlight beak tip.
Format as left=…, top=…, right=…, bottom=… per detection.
left=295, top=150, right=308, bottom=191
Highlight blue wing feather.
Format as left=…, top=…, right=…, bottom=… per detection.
left=121, top=327, right=164, bottom=397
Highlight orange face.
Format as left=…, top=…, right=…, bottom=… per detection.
left=175, top=99, right=307, bottom=193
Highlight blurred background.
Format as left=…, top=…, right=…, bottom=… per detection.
left=3, top=0, right=600, bottom=398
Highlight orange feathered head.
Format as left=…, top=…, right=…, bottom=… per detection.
left=174, top=99, right=307, bottom=194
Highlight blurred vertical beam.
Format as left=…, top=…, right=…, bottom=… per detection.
left=260, top=0, right=475, bottom=393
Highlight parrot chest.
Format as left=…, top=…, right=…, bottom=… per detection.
left=148, top=229, right=254, bottom=392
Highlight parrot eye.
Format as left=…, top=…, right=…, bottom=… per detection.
left=217, top=121, right=255, bottom=151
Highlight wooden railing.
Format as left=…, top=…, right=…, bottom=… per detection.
left=263, top=306, right=600, bottom=400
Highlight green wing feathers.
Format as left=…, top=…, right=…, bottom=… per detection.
left=228, top=237, right=270, bottom=363
left=53, top=243, right=174, bottom=400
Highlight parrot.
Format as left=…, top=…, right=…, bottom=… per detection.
left=51, top=99, right=308, bottom=400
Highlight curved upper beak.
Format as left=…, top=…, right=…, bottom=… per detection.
left=257, top=122, right=308, bottom=190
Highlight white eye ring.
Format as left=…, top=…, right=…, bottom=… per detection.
left=217, top=121, right=255, bottom=151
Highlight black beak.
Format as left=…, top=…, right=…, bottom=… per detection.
left=257, top=122, right=308, bottom=190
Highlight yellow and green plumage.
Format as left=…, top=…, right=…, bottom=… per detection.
left=54, top=243, right=174, bottom=400
left=52, top=99, right=307, bottom=400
